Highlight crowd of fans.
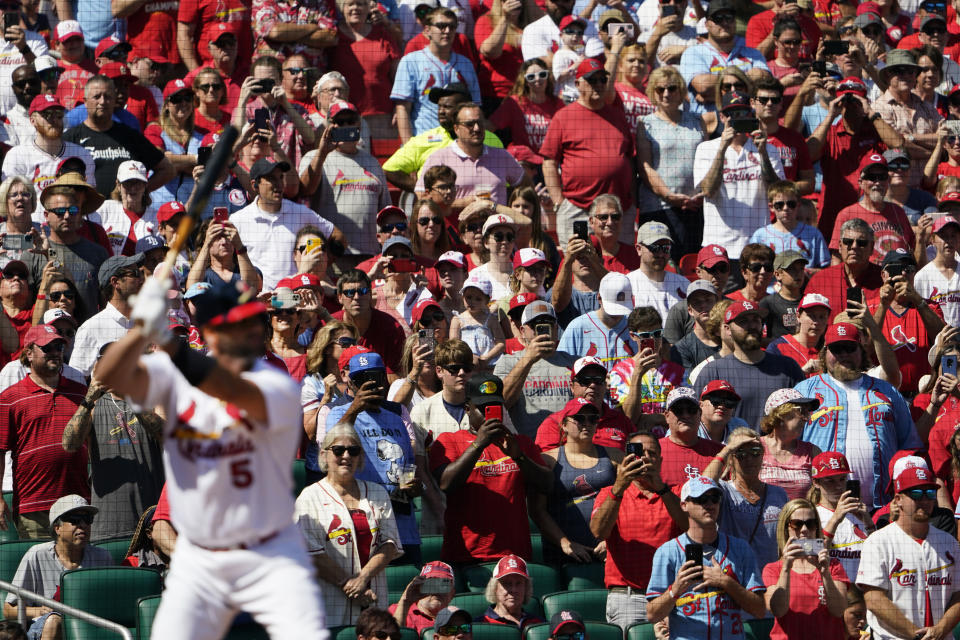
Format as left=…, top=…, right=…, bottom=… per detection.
left=2, top=0, right=960, bottom=637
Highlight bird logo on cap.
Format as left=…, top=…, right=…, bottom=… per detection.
left=714, top=247, right=722, bottom=254
left=560, top=612, right=574, bottom=622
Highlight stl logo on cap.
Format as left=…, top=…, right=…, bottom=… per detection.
left=479, top=380, right=497, bottom=394
left=301, top=275, right=310, bottom=285
left=560, top=612, right=574, bottom=622
left=518, top=293, right=531, bottom=303
left=358, top=356, right=368, bottom=366
left=714, top=247, right=722, bottom=255
left=42, top=326, right=54, bottom=334
left=830, top=458, right=841, bottom=469
left=837, top=325, right=847, bottom=336
left=916, top=468, right=929, bottom=480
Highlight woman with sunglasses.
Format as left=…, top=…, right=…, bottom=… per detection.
left=759, top=389, right=823, bottom=501
left=410, top=199, right=452, bottom=263
left=762, top=499, right=848, bottom=640
left=767, top=20, right=807, bottom=112
left=913, top=45, right=949, bottom=119
left=730, top=243, right=776, bottom=303
left=458, top=205, right=490, bottom=271
left=31, top=273, right=86, bottom=325
left=703, top=427, right=790, bottom=574
left=144, top=80, right=203, bottom=205
left=636, top=65, right=705, bottom=260
left=295, top=423, right=402, bottom=626
left=389, top=300, right=447, bottom=408
left=303, top=321, right=359, bottom=482
left=469, top=214, right=518, bottom=303
left=267, top=296, right=308, bottom=382
left=192, top=68, right=231, bottom=136
left=489, top=58, right=563, bottom=160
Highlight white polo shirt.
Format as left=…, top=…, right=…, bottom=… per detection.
left=69, top=302, right=135, bottom=377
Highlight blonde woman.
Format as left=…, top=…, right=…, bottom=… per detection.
left=615, top=44, right=653, bottom=133
left=146, top=79, right=203, bottom=203
left=759, top=389, right=823, bottom=501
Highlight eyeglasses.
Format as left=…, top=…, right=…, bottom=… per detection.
left=861, top=171, right=889, bottom=182
left=643, top=243, right=672, bottom=254
left=442, top=363, right=474, bottom=375
left=654, top=85, right=682, bottom=95
left=169, top=93, right=194, bottom=105
left=197, top=83, right=224, bottom=93
left=284, top=67, right=308, bottom=75
left=438, top=625, right=472, bottom=637
left=904, top=488, right=938, bottom=500
left=271, top=308, right=297, bottom=317
left=585, top=73, right=608, bottom=86
left=431, top=183, right=456, bottom=193
left=569, top=412, right=599, bottom=425
left=48, top=291, right=76, bottom=302
left=379, top=222, right=408, bottom=233
left=734, top=446, right=764, bottom=459
left=575, top=375, right=605, bottom=386
left=593, top=213, right=621, bottom=222
left=771, top=200, right=797, bottom=210
left=669, top=403, right=699, bottom=417
left=710, top=12, right=736, bottom=23
left=838, top=25, right=855, bottom=35
left=61, top=513, right=94, bottom=525
left=328, top=445, right=363, bottom=457
left=456, top=119, right=483, bottom=130
left=491, top=232, right=515, bottom=243
left=887, top=161, right=910, bottom=171
left=336, top=336, right=357, bottom=347
left=525, top=70, right=549, bottom=82
left=744, top=262, right=774, bottom=273
left=691, top=492, right=722, bottom=505
left=320, top=86, right=347, bottom=94
left=705, top=395, right=738, bottom=408
left=419, top=216, right=443, bottom=226
left=788, top=518, right=818, bottom=530
left=464, top=223, right=482, bottom=233
left=754, top=95, right=782, bottom=105
left=431, top=21, right=457, bottom=31
left=841, top=237, right=870, bottom=248
left=47, top=206, right=79, bottom=217
left=561, top=28, right=584, bottom=35
left=7, top=190, right=30, bottom=200
left=420, top=312, right=446, bottom=327
left=721, top=81, right=746, bottom=91
left=828, top=342, right=859, bottom=355
left=779, top=38, right=802, bottom=46
left=633, top=329, right=663, bottom=340
left=341, top=287, right=371, bottom=298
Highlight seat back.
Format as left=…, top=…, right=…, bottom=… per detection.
left=60, top=567, right=163, bottom=639
left=0, top=539, right=43, bottom=620
left=92, top=538, right=131, bottom=565
left=292, top=459, right=307, bottom=498
left=625, top=622, right=657, bottom=640
left=136, top=596, right=161, bottom=640
left=421, top=535, right=444, bottom=564
left=540, top=590, right=609, bottom=623
left=561, top=564, right=604, bottom=591
left=423, top=623, right=521, bottom=640
left=744, top=618, right=774, bottom=640
left=387, top=564, right=421, bottom=602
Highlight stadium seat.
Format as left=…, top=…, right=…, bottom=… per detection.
left=93, top=537, right=131, bottom=565
left=422, top=623, right=521, bottom=640
left=421, top=535, right=443, bottom=564
left=525, top=621, right=622, bottom=640
left=387, top=563, right=421, bottom=601
left=0, top=539, right=43, bottom=620
left=464, top=564, right=561, bottom=601
left=625, top=622, right=657, bottom=640
left=292, top=459, right=307, bottom=498
left=561, top=563, right=605, bottom=591
left=60, top=567, right=162, bottom=639
left=541, top=590, right=609, bottom=623
left=745, top=618, right=774, bottom=640
left=136, top=596, right=161, bottom=640
left=530, top=535, right=543, bottom=564
left=677, top=253, right=700, bottom=281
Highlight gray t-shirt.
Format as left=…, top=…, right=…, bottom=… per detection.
left=88, top=395, right=165, bottom=541
left=719, top=479, right=789, bottom=573
left=663, top=299, right=694, bottom=345
left=493, top=349, right=577, bottom=439
left=671, top=331, right=719, bottom=371
left=6, top=541, right=113, bottom=607
left=27, top=238, right=108, bottom=316
left=694, top=354, right=805, bottom=428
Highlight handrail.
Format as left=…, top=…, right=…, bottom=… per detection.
left=0, top=578, right=133, bottom=640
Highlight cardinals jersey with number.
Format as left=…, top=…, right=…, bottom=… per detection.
left=857, top=523, right=960, bottom=640
left=914, top=262, right=960, bottom=329
left=87, top=200, right=158, bottom=257
left=137, top=352, right=301, bottom=548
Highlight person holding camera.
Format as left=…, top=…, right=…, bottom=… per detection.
left=646, top=476, right=767, bottom=639
left=429, top=373, right=551, bottom=563
left=391, top=561, right=458, bottom=633
left=590, top=431, right=687, bottom=627
left=762, top=499, right=848, bottom=640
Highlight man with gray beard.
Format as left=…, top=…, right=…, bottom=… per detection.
left=694, top=300, right=804, bottom=428
left=795, top=322, right=920, bottom=511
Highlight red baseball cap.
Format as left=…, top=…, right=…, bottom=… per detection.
left=512, top=247, right=547, bottom=269
left=420, top=561, right=454, bottom=580
left=575, top=58, right=604, bottom=80
left=129, top=45, right=169, bottom=65
left=941, top=191, right=960, bottom=205
left=824, top=322, right=860, bottom=346
left=933, top=215, right=960, bottom=234
left=857, top=152, right=887, bottom=176
left=724, top=301, right=761, bottom=323
left=895, top=466, right=938, bottom=493
left=492, top=555, right=529, bottom=580
left=558, top=15, right=586, bottom=30
left=163, top=79, right=192, bottom=102
left=94, top=34, right=131, bottom=60
left=509, top=292, right=538, bottom=311
left=857, top=1, right=881, bottom=14
left=698, top=244, right=729, bottom=268
left=411, top=299, right=443, bottom=325
left=376, top=205, right=406, bottom=224
left=156, top=201, right=186, bottom=224
left=950, top=84, right=960, bottom=97
left=700, top=379, right=740, bottom=400
left=99, top=62, right=136, bottom=82
left=288, top=273, right=322, bottom=290
left=886, top=450, right=932, bottom=494
left=556, top=397, right=600, bottom=421
left=29, top=94, right=63, bottom=115
left=328, top=101, right=358, bottom=121
left=837, top=76, right=868, bottom=97
left=23, top=324, right=65, bottom=348
left=810, top=451, right=851, bottom=478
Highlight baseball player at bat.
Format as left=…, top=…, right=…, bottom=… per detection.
left=97, top=279, right=328, bottom=640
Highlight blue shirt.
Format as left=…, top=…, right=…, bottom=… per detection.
left=647, top=532, right=764, bottom=640
left=747, top=223, right=830, bottom=268
left=390, top=48, right=481, bottom=136
left=556, top=310, right=636, bottom=369
left=678, top=39, right=769, bottom=113
left=65, top=104, right=140, bottom=131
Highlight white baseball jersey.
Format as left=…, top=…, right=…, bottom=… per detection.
left=0, top=139, right=96, bottom=217
left=139, top=352, right=301, bottom=549
left=857, top=523, right=960, bottom=639
left=818, top=504, right=871, bottom=582
left=87, top=200, right=159, bottom=257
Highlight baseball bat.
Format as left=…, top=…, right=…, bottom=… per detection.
left=157, top=125, right=240, bottom=281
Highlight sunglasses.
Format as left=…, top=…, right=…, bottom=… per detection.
left=754, top=95, right=782, bottom=105
left=1, top=270, right=25, bottom=280
left=705, top=395, right=738, bottom=408
left=734, top=446, right=764, bottom=459
left=341, top=287, right=371, bottom=298
left=491, top=232, right=515, bottom=243
left=456, top=119, right=483, bottom=130
left=923, top=26, right=947, bottom=36
left=49, top=290, right=76, bottom=302
left=271, top=308, right=297, bottom=317
left=838, top=25, right=855, bottom=35
left=593, top=213, right=621, bottom=222
left=61, top=513, right=94, bottom=525
left=418, top=216, right=443, bottom=226
left=828, top=342, right=859, bottom=355
left=569, top=412, right=599, bottom=425
left=464, top=223, right=482, bottom=233
left=691, top=492, right=721, bottom=505
left=169, top=93, right=194, bottom=105
left=525, top=70, right=549, bottom=82
left=887, top=161, right=910, bottom=171
left=702, top=262, right=730, bottom=274
left=197, top=83, right=224, bottom=93
left=669, top=403, right=699, bottom=417
left=841, top=237, right=870, bottom=248
left=721, top=81, right=746, bottom=91
left=585, top=74, right=608, bottom=86
left=438, top=625, right=472, bottom=636
left=575, top=375, right=605, bottom=386
left=47, top=205, right=79, bottom=217
left=779, top=38, right=802, bottom=46
left=947, top=136, right=960, bottom=145
left=744, top=262, right=774, bottom=273
left=633, top=329, right=663, bottom=339
left=904, top=488, right=937, bottom=500
left=562, top=28, right=584, bottom=35
left=284, top=67, right=308, bottom=75
left=329, top=445, right=363, bottom=457
left=644, top=243, right=672, bottom=254
left=710, top=13, right=735, bottom=23
left=861, top=172, right=889, bottom=182
left=431, top=21, right=457, bottom=31
left=13, top=77, right=39, bottom=89
left=655, top=85, right=682, bottom=95
left=335, top=337, right=356, bottom=348
left=788, top=518, right=818, bottom=530
left=771, top=200, right=797, bottom=210
left=379, top=222, right=408, bottom=233
left=36, top=341, right=65, bottom=354
left=442, top=363, right=474, bottom=375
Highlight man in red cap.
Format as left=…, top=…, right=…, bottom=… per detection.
left=857, top=461, right=960, bottom=640
left=830, top=153, right=918, bottom=265
left=808, top=76, right=905, bottom=236
left=0, top=324, right=88, bottom=537
left=806, top=217, right=884, bottom=321
left=391, top=560, right=457, bottom=632
left=915, top=214, right=960, bottom=327
left=663, top=245, right=731, bottom=345
left=54, top=21, right=95, bottom=110
left=698, top=379, right=743, bottom=442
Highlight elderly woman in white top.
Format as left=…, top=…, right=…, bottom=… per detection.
left=295, top=423, right=402, bottom=626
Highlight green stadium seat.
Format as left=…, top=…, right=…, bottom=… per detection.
left=422, top=623, right=521, bottom=640
left=0, top=539, right=43, bottom=620
left=0, top=525, right=16, bottom=543
left=744, top=618, right=774, bottom=640
left=561, top=564, right=604, bottom=591
left=421, top=535, right=444, bottom=563
left=60, top=567, right=162, bottom=639
left=464, top=564, right=561, bottom=601
left=93, top=537, right=131, bottom=565
left=530, top=535, right=543, bottom=564
left=292, top=459, right=308, bottom=498
left=525, top=622, right=621, bottom=640
left=388, top=564, right=421, bottom=601
left=136, top=596, right=161, bottom=640
left=625, top=622, right=657, bottom=640
left=540, top=590, right=609, bottom=623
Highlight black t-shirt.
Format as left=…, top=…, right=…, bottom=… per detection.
left=761, top=292, right=802, bottom=342
left=63, top=122, right=164, bottom=196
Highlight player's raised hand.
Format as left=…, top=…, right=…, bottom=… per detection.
left=131, top=275, right=172, bottom=343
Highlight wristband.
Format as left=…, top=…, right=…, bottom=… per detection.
left=469, top=441, right=482, bottom=452
left=668, top=587, right=676, bottom=600
left=171, top=338, right=217, bottom=386
left=712, top=456, right=725, bottom=463
left=822, top=529, right=834, bottom=539
left=35, top=294, right=45, bottom=300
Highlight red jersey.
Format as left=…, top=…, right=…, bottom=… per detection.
left=657, top=436, right=724, bottom=488
left=0, top=375, right=89, bottom=514
left=127, top=0, right=179, bottom=66
left=534, top=404, right=635, bottom=451
left=767, top=334, right=818, bottom=374
left=746, top=10, right=821, bottom=60
left=817, top=119, right=886, bottom=239
left=125, top=84, right=160, bottom=131
left=866, top=297, right=941, bottom=394
left=473, top=14, right=522, bottom=98
left=924, top=395, right=960, bottom=506
left=428, top=429, right=543, bottom=562
left=830, top=202, right=916, bottom=266
left=761, top=559, right=849, bottom=640
left=805, top=262, right=884, bottom=322
left=591, top=238, right=642, bottom=274
left=505, top=337, right=524, bottom=355
left=489, top=94, right=563, bottom=154
left=937, top=162, right=960, bottom=182
left=177, top=0, right=253, bottom=77
left=592, top=483, right=682, bottom=589
left=331, top=308, right=407, bottom=374
left=767, top=125, right=813, bottom=183
left=56, top=62, right=95, bottom=110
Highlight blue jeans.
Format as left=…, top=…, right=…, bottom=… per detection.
left=27, top=612, right=57, bottom=640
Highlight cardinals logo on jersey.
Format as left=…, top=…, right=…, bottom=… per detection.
left=422, top=75, right=436, bottom=96
left=572, top=474, right=595, bottom=496
left=586, top=343, right=598, bottom=357
left=328, top=514, right=353, bottom=546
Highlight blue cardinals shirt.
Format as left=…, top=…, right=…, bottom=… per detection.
left=390, top=49, right=481, bottom=136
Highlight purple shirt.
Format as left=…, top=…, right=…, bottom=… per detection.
left=416, top=142, right=525, bottom=205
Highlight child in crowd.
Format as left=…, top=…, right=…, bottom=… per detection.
left=552, top=15, right=586, bottom=104
left=450, top=274, right=505, bottom=369
left=748, top=180, right=830, bottom=270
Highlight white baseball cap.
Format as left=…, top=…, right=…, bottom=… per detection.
left=521, top=300, right=557, bottom=325
left=43, top=308, right=76, bottom=326
left=34, top=55, right=57, bottom=74
left=598, top=272, right=633, bottom=316
left=512, top=247, right=547, bottom=269
left=461, top=273, right=492, bottom=297
left=798, top=293, right=831, bottom=312
left=54, top=20, right=83, bottom=42
left=49, top=494, right=97, bottom=524
left=481, top=214, right=517, bottom=236
left=117, top=160, right=148, bottom=183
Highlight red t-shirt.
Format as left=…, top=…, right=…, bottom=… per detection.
left=866, top=297, right=941, bottom=394
left=805, top=262, right=884, bottom=322
left=387, top=603, right=437, bottom=634
left=745, top=11, right=821, bottom=60
left=332, top=308, right=408, bottom=375
left=767, top=125, right=813, bottom=183
left=194, top=108, right=231, bottom=136
left=489, top=95, right=563, bottom=154
left=761, top=559, right=849, bottom=640
left=152, top=484, right=170, bottom=522
left=592, top=483, right=682, bottom=588
left=534, top=404, right=635, bottom=451
left=922, top=396, right=960, bottom=506
left=127, top=0, right=179, bottom=66
left=0, top=375, right=89, bottom=514
left=595, top=239, right=642, bottom=274
left=657, top=436, right=724, bottom=488
left=539, top=102, right=636, bottom=210
left=613, top=82, right=653, bottom=135
left=125, top=84, right=160, bottom=131
left=177, top=0, right=253, bottom=76
left=937, top=162, right=960, bottom=182
left=474, top=14, right=523, bottom=98
left=829, top=202, right=915, bottom=265
left=328, top=24, right=400, bottom=116
left=818, top=120, right=886, bottom=239
left=56, top=62, right=95, bottom=111
left=505, top=337, right=524, bottom=354
left=429, top=429, right=543, bottom=562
